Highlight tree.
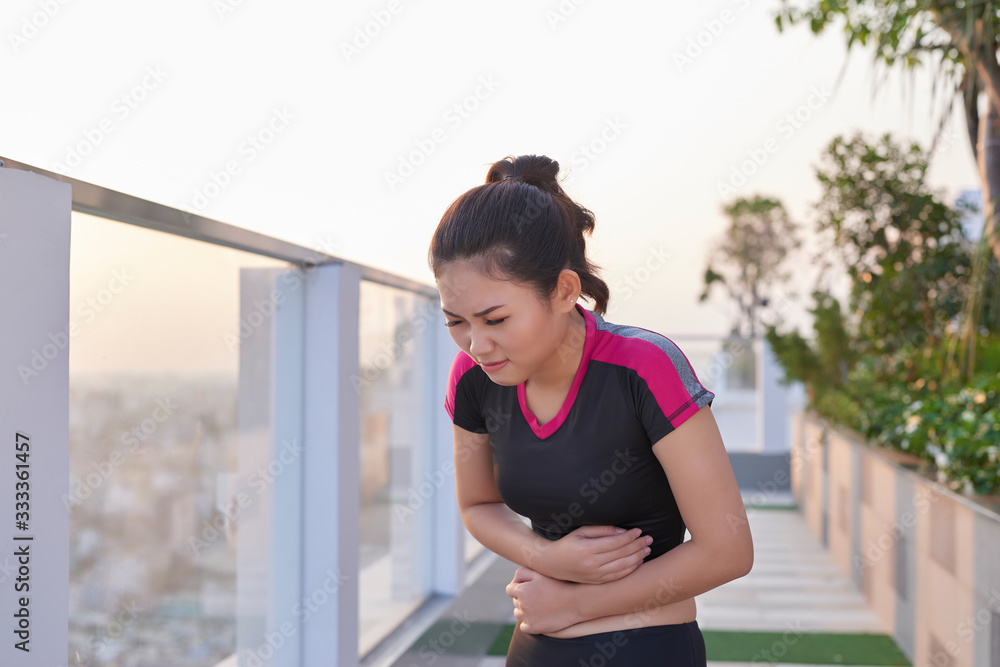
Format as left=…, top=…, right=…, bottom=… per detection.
left=765, top=132, right=983, bottom=428
left=765, top=289, right=860, bottom=423
left=812, top=132, right=973, bottom=374
left=775, top=0, right=1000, bottom=378
left=700, top=195, right=801, bottom=338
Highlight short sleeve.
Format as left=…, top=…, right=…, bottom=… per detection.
left=444, top=350, right=489, bottom=434
left=632, top=337, right=715, bottom=445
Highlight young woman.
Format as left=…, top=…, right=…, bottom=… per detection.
left=428, top=155, right=753, bottom=666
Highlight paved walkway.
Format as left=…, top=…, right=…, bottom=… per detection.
left=392, top=499, right=894, bottom=667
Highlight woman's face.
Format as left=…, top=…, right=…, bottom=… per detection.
left=436, top=259, right=577, bottom=387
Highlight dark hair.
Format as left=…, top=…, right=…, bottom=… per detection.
left=427, top=154, right=610, bottom=315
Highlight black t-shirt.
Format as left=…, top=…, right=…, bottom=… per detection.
left=444, top=303, right=716, bottom=560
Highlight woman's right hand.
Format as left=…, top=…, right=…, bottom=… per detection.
left=543, top=525, right=652, bottom=584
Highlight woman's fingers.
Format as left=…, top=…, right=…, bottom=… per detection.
left=603, top=533, right=653, bottom=561
left=511, top=566, right=534, bottom=583
left=587, top=527, right=645, bottom=554
left=506, top=566, right=538, bottom=599
left=572, top=525, right=627, bottom=538
left=597, top=546, right=650, bottom=581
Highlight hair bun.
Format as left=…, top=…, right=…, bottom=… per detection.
left=430, top=152, right=610, bottom=315
left=486, top=154, right=561, bottom=191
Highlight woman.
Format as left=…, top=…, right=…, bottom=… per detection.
left=428, top=154, right=753, bottom=666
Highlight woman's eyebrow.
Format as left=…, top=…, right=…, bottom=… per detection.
left=441, top=305, right=506, bottom=318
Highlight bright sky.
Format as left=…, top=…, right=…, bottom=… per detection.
left=1, top=0, right=981, bottom=360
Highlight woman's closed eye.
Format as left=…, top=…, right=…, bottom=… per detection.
left=445, top=318, right=507, bottom=328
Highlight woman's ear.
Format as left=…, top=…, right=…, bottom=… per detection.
left=554, top=269, right=582, bottom=314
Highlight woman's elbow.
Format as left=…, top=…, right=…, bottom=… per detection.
left=728, top=531, right=754, bottom=580
left=708, top=530, right=753, bottom=583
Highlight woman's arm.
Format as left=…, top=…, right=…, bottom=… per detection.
left=453, top=423, right=651, bottom=584
left=506, top=405, right=754, bottom=634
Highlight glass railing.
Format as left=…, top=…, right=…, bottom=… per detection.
left=2, top=156, right=463, bottom=667
left=67, top=211, right=290, bottom=665
left=357, top=281, right=435, bottom=654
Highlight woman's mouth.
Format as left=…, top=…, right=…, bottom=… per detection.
left=480, top=359, right=508, bottom=372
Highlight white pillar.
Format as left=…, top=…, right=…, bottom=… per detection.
left=429, top=304, right=466, bottom=595
left=300, top=263, right=361, bottom=666
left=268, top=267, right=307, bottom=667
left=756, top=336, right=790, bottom=453
left=0, top=167, right=71, bottom=665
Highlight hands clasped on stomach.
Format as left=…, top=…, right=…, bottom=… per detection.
left=504, top=525, right=696, bottom=638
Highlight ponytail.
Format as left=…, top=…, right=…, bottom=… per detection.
left=428, top=154, right=610, bottom=315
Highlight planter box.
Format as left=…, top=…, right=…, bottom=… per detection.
left=792, top=411, right=1000, bottom=667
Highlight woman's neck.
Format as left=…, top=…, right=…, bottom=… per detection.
left=526, top=306, right=587, bottom=391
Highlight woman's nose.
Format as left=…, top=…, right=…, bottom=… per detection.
left=469, top=330, right=493, bottom=359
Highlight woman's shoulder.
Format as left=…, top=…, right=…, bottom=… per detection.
left=589, top=309, right=695, bottom=371
left=448, top=349, right=479, bottom=376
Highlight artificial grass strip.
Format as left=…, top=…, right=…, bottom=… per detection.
left=486, top=626, right=910, bottom=664
left=702, top=630, right=910, bottom=665
left=487, top=623, right=515, bottom=656
left=409, top=621, right=506, bottom=656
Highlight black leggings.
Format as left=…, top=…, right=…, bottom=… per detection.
left=505, top=620, right=707, bottom=666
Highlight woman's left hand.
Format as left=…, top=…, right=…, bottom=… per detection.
left=505, top=567, right=583, bottom=635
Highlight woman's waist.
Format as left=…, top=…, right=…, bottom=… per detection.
left=541, top=596, right=696, bottom=639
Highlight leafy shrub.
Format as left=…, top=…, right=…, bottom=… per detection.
left=764, top=132, right=1000, bottom=497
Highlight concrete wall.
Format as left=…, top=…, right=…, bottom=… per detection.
left=791, top=413, right=1000, bottom=667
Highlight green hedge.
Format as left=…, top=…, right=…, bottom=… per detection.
left=814, top=367, right=1000, bottom=497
